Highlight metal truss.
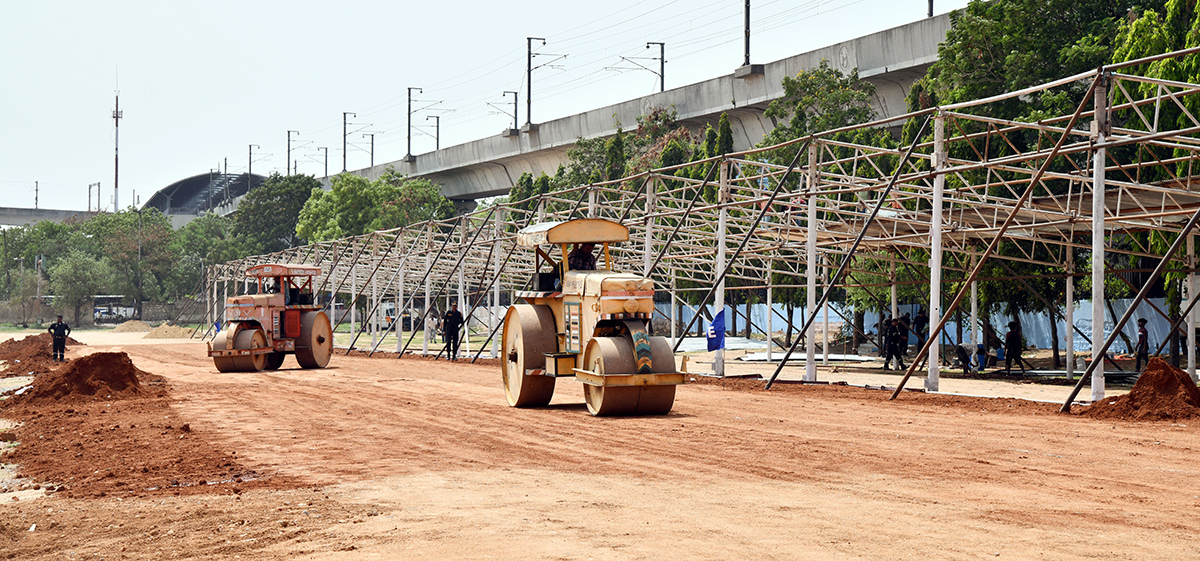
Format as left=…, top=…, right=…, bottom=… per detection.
left=199, top=48, right=1200, bottom=402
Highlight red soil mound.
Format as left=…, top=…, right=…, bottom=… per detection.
left=1082, top=357, right=1200, bottom=421
left=0, top=332, right=84, bottom=377
left=11, top=352, right=157, bottom=404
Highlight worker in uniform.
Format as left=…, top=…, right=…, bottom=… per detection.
left=441, top=303, right=465, bottom=361
left=568, top=243, right=597, bottom=270
left=47, top=314, right=71, bottom=362
left=1004, top=321, right=1026, bottom=375
left=883, top=319, right=906, bottom=371
left=1134, top=318, right=1150, bottom=371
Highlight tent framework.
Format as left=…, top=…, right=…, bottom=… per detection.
left=197, top=48, right=1200, bottom=404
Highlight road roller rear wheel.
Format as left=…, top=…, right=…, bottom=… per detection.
left=501, top=305, right=557, bottom=407
left=296, top=311, right=333, bottom=369
left=264, top=351, right=286, bottom=371
left=582, top=336, right=677, bottom=416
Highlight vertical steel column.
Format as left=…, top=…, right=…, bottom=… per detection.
left=1091, top=78, right=1109, bottom=402
left=423, top=233, right=432, bottom=356
left=970, top=253, right=979, bottom=353
left=643, top=179, right=654, bottom=276
left=588, top=188, right=597, bottom=219
left=714, top=162, right=729, bottom=377
left=1189, top=235, right=1196, bottom=380
left=670, top=267, right=678, bottom=346
left=766, top=260, right=773, bottom=363
left=927, top=114, right=945, bottom=391
left=805, top=143, right=819, bottom=382
left=396, top=258, right=405, bottom=353
left=458, top=246, right=467, bottom=360
left=822, top=257, right=830, bottom=366
left=371, top=249, right=379, bottom=349
left=1066, top=248, right=1075, bottom=379
left=890, top=261, right=898, bottom=319
left=493, top=209, right=503, bottom=359
left=350, top=261, right=357, bottom=341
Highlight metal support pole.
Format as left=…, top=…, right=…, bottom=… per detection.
left=822, top=258, right=830, bottom=367
left=714, top=162, right=729, bottom=377
left=1091, top=78, right=1108, bottom=402
left=890, top=261, right=898, bottom=319
left=670, top=268, right=678, bottom=346
left=350, top=262, right=357, bottom=343
left=1066, top=249, right=1075, bottom=379
left=493, top=208, right=503, bottom=359
left=1189, top=235, right=1197, bottom=380
left=970, top=253, right=979, bottom=353
left=397, top=259, right=405, bottom=353
left=805, top=144, right=818, bottom=381
left=423, top=238, right=432, bottom=355
left=643, top=179, right=654, bottom=276
left=766, top=260, right=773, bottom=363
left=927, top=114, right=945, bottom=391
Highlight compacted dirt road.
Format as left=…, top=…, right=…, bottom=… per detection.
left=2, top=332, right=1199, bottom=560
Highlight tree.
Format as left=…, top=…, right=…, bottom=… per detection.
left=170, top=213, right=245, bottom=297
left=82, top=209, right=176, bottom=312
left=7, top=269, right=39, bottom=327
left=234, top=173, right=318, bottom=252
left=295, top=167, right=453, bottom=243
left=49, top=249, right=112, bottom=325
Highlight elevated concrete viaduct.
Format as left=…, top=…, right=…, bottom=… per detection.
left=342, top=14, right=949, bottom=205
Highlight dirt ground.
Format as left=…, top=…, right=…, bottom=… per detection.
left=2, top=331, right=1200, bottom=560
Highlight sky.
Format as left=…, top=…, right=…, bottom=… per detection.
left=0, top=0, right=972, bottom=213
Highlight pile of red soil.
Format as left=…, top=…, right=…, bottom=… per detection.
left=10, top=352, right=161, bottom=404
left=0, top=332, right=83, bottom=377
left=1082, top=357, right=1200, bottom=421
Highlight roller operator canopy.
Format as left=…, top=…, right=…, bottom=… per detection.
left=516, top=219, right=629, bottom=247
left=245, top=264, right=322, bottom=278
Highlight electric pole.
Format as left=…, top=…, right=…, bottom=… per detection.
left=406, top=87, right=422, bottom=162
left=287, top=130, right=299, bottom=175
left=527, top=37, right=545, bottom=126
left=318, top=147, right=328, bottom=177
left=113, top=93, right=122, bottom=211
left=343, top=112, right=356, bottom=171
left=363, top=133, right=376, bottom=167
left=744, top=1, right=751, bottom=67
left=34, top=181, right=38, bottom=209
left=647, top=42, right=665, bottom=92
left=426, top=115, right=440, bottom=151
left=248, top=144, right=260, bottom=191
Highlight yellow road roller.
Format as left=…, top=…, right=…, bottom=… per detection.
left=502, top=219, right=683, bottom=415
left=207, top=263, right=333, bottom=372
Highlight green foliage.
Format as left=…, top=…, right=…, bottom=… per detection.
left=234, top=173, right=318, bottom=251
left=295, top=167, right=453, bottom=242
left=7, top=268, right=39, bottom=326
left=716, top=112, right=734, bottom=156
left=81, top=209, right=175, bottom=308
left=605, top=128, right=627, bottom=181
left=49, top=249, right=112, bottom=325
left=170, top=213, right=246, bottom=295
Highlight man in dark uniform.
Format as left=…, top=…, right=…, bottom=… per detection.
left=1004, top=321, right=1026, bottom=375
left=883, top=319, right=906, bottom=371
left=1134, top=318, right=1150, bottom=371
left=899, top=312, right=912, bottom=355
left=441, top=303, right=465, bottom=361
left=48, top=314, right=71, bottom=362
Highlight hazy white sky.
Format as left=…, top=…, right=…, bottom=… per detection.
left=0, top=0, right=970, bottom=212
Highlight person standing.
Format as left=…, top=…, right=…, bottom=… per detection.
left=1134, top=318, right=1150, bottom=371
left=899, top=312, right=912, bottom=355
left=47, top=314, right=71, bottom=362
left=1004, top=321, right=1025, bottom=375
left=441, top=303, right=465, bottom=361
left=883, top=319, right=906, bottom=371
